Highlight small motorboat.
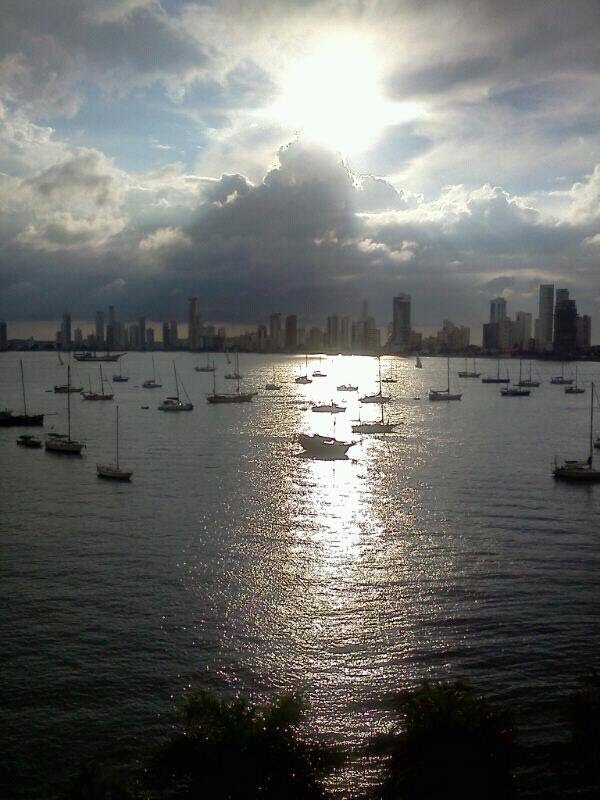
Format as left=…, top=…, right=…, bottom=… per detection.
left=264, top=383, right=282, bottom=390
left=296, top=433, right=355, bottom=458
left=312, top=370, right=327, bottom=378
left=17, top=434, right=42, bottom=448
left=337, top=384, right=358, bottom=392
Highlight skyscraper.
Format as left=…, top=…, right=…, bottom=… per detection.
left=392, top=294, right=411, bottom=347
left=536, top=284, right=554, bottom=352
left=138, top=317, right=146, bottom=351
left=326, top=315, right=339, bottom=349
left=576, top=315, right=592, bottom=349
left=284, top=315, right=297, bottom=350
left=95, top=310, right=105, bottom=349
left=340, top=316, right=351, bottom=350
left=514, top=311, right=532, bottom=349
left=553, top=289, right=577, bottom=355
left=269, top=313, right=282, bottom=349
left=0, top=321, right=7, bottom=351
left=188, top=297, right=199, bottom=350
left=169, top=320, right=179, bottom=347
left=61, top=312, right=72, bottom=350
left=106, top=305, right=116, bottom=350
left=162, top=322, right=170, bottom=349
left=490, top=297, right=507, bottom=324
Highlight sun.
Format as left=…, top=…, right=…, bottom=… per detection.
left=271, top=34, right=421, bottom=155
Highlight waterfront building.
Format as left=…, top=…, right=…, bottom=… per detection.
left=392, top=294, right=411, bottom=348
left=169, top=320, right=179, bottom=348
left=95, top=311, right=105, bottom=349
left=284, top=315, right=297, bottom=350
left=138, top=317, right=146, bottom=351
left=535, top=284, right=554, bottom=352
left=61, top=312, right=72, bottom=350
left=73, top=328, right=83, bottom=347
left=146, top=328, right=155, bottom=347
left=576, top=314, right=592, bottom=350
left=340, top=316, right=351, bottom=350
left=269, top=313, right=282, bottom=349
left=188, top=297, right=200, bottom=350
left=553, top=290, right=578, bottom=355
left=326, top=315, right=339, bottom=349
left=490, top=297, right=507, bottom=324
left=162, top=321, right=170, bottom=349
left=514, top=312, right=532, bottom=350
left=0, top=321, right=7, bottom=351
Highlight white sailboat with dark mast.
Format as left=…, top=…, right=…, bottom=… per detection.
left=82, top=365, right=114, bottom=400
left=481, top=358, right=510, bottom=384
left=518, top=360, right=540, bottom=388
left=142, top=354, right=162, bottom=388
left=97, top=406, right=133, bottom=480
left=45, top=365, right=85, bottom=454
left=500, top=360, right=531, bottom=396
left=207, top=359, right=255, bottom=403
left=553, top=382, right=600, bottom=482
left=295, top=354, right=312, bottom=384
left=359, top=357, right=391, bottom=404
left=565, top=365, right=585, bottom=394
left=429, top=355, right=462, bottom=401
left=457, top=357, right=480, bottom=378
left=159, top=361, right=194, bottom=411
left=550, top=362, right=573, bottom=385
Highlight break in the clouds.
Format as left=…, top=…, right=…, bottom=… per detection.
left=1, top=0, right=600, bottom=338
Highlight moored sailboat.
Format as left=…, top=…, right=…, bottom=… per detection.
left=158, top=362, right=194, bottom=411
left=500, top=360, right=531, bottom=396
left=45, top=365, right=85, bottom=454
left=142, top=354, right=163, bottom=388
left=481, top=359, right=510, bottom=384
left=429, top=355, right=462, bottom=401
left=360, top=357, right=391, bottom=404
left=0, top=360, right=44, bottom=426
left=457, top=357, right=480, bottom=378
left=207, top=361, right=255, bottom=404
left=97, top=406, right=133, bottom=480
left=295, top=354, right=312, bottom=384
left=565, top=365, right=585, bottom=394
left=82, top=365, right=114, bottom=401
left=553, top=382, right=600, bottom=482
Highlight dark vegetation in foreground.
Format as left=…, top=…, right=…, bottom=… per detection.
left=64, top=674, right=599, bottom=799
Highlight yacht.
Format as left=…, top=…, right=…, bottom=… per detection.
left=296, top=433, right=355, bottom=458
left=112, top=360, right=129, bottom=382
left=360, top=357, right=391, bottom=404
left=158, top=362, right=194, bottom=411
left=207, top=359, right=255, bottom=404
left=97, top=406, right=133, bottom=481
left=82, top=365, right=114, bottom=401
left=0, top=361, right=44, bottom=426
left=45, top=366, right=85, bottom=455
left=518, top=360, right=540, bottom=388
left=295, top=355, right=312, bottom=384
left=195, top=355, right=216, bottom=372
left=311, top=402, right=346, bottom=414
left=17, top=434, right=42, bottom=448
left=142, top=354, right=163, bottom=388
left=481, top=359, right=510, bottom=384
left=553, top=382, right=600, bottom=482
left=550, top=362, right=573, bottom=385
left=565, top=366, right=585, bottom=394
left=429, top=356, right=462, bottom=401
left=500, top=361, right=531, bottom=396
left=457, top=358, right=480, bottom=378
left=352, top=399, right=401, bottom=434
left=337, top=384, right=358, bottom=392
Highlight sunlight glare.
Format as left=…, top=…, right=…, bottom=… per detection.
left=272, top=35, right=422, bottom=155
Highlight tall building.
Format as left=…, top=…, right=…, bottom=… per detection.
left=490, top=297, right=507, bottom=324
left=106, top=305, right=116, bottom=350
left=269, top=313, right=282, bottom=349
left=61, top=312, right=72, bottom=350
left=146, top=328, right=155, bottom=347
left=365, top=317, right=381, bottom=350
left=576, top=315, right=592, bottom=349
left=392, top=294, right=411, bottom=347
left=95, top=311, right=105, bottom=349
left=74, top=328, right=83, bottom=347
left=0, top=321, right=7, bottom=351
left=162, top=322, right=170, bottom=348
left=536, top=284, right=554, bottom=352
left=514, top=312, right=532, bottom=350
left=188, top=297, right=199, bottom=350
left=284, top=315, right=297, bottom=350
left=340, top=316, right=351, bottom=350
left=169, top=320, right=179, bottom=347
left=138, top=317, right=146, bottom=351
left=326, top=315, right=339, bottom=349
left=553, top=290, right=578, bottom=355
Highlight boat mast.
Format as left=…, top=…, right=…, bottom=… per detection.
left=173, top=361, right=179, bottom=399
left=447, top=354, right=450, bottom=393
left=236, top=354, right=240, bottom=395
left=100, top=364, right=104, bottom=396
left=20, top=360, right=27, bottom=415
left=378, top=356, right=382, bottom=396
left=590, top=382, right=594, bottom=465
left=67, top=364, right=72, bottom=440
left=116, top=405, right=120, bottom=468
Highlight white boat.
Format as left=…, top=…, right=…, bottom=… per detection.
left=415, top=355, right=423, bottom=368
left=429, top=356, right=462, bottom=401
left=359, top=357, right=391, bottom=404
left=45, top=365, right=85, bottom=454
left=112, top=360, right=129, bottom=382
left=142, top=354, right=163, bottom=388
left=195, top=354, right=216, bottom=372
left=500, top=360, right=531, bottom=396
left=312, top=356, right=327, bottom=377
left=296, top=433, right=355, bottom=458
left=311, top=402, right=346, bottom=414
left=295, top=354, right=313, bottom=384
left=82, top=365, right=114, bottom=401
left=352, top=398, right=401, bottom=434
left=457, top=357, right=480, bottom=378
left=518, top=360, right=540, bottom=388
left=224, top=353, right=242, bottom=380
left=553, top=382, right=600, bottom=482
left=565, top=366, right=585, bottom=394
left=207, top=358, right=255, bottom=404
left=97, top=406, right=133, bottom=481
left=159, top=362, right=194, bottom=411
left=550, top=362, right=573, bottom=385
left=337, top=384, right=358, bottom=392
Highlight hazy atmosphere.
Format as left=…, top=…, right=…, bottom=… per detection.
left=1, top=0, right=600, bottom=335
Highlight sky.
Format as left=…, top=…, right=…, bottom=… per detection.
left=1, top=0, right=600, bottom=339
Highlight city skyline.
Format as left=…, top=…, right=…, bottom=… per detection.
left=2, top=2, right=600, bottom=338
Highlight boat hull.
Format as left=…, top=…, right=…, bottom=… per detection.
left=45, top=438, right=84, bottom=454
left=553, top=466, right=600, bottom=482
left=97, top=464, right=132, bottom=480
left=17, top=435, right=42, bottom=448
left=297, top=434, right=353, bottom=457
left=429, top=391, right=462, bottom=401
left=207, top=393, right=254, bottom=404
left=73, top=353, right=125, bottom=362
left=352, top=422, right=398, bottom=433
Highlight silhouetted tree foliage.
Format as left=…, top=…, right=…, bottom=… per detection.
left=563, top=670, right=600, bottom=777
left=371, top=681, right=516, bottom=800
left=67, top=763, right=135, bottom=800
left=147, top=688, right=339, bottom=799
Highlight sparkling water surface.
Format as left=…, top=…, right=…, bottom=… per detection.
left=1, top=352, right=599, bottom=797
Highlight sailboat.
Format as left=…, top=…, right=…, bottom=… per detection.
left=82, top=365, right=114, bottom=401
left=311, top=400, right=346, bottom=413
left=142, top=354, right=162, bottom=388
left=207, top=360, right=255, bottom=403
left=159, top=362, right=194, bottom=410
left=45, top=365, right=85, bottom=454
left=0, top=360, right=44, bottom=426
left=565, top=365, right=585, bottom=394
left=295, top=354, right=312, bottom=384
left=296, top=432, right=355, bottom=458
left=337, top=384, right=358, bottom=391
left=429, top=356, right=462, bottom=401
left=97, top=406, right=133, bottom=480
left=112, top=359, right=129, bottom=382
left=54, top=363, right=83, bottom=393
left=264, top=370, right=281, bottom=390
left=352, top=397, right=400, bottom=433
left=381, top=361, right=397, bottom=383
left=550, top=362, right=573, bottom=385
left=359, top=357, right=391, bottom=404
left=553, top=382, right=600, bottom=482
left=195, top=354, right=216, bottom=372
left=481, top=358, right=510, bottom=384
left=518, top=360, right=540, bottom=388
left=225, top=353, right=242, bottom=380
left=312, top=356, right=327, bottom=378
left=457, top=358, right=480, bottom=378
left=415, top=355, right=423, bottom=369
left=500, top=360, right=531, bottom=396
